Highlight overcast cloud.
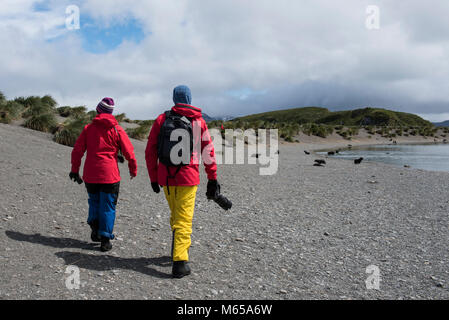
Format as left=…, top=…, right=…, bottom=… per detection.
left=0, top=0, right=448, bottom=121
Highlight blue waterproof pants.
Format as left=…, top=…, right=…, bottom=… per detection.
left=85, top=182, right=120, bottom=240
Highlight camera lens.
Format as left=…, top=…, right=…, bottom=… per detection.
left=214, top=194, right=232, bottom=210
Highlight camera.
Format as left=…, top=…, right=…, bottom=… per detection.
left=117, top=151, right=125, bottom=163
left=207, top=182, right=232, bottom=210
left=212, top=193, right=232, bottom=210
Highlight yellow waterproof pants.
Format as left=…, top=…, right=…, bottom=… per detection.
left=163, top=186, right=198, bottom=262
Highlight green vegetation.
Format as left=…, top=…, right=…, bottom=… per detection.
left=336, top=127, right=359, bottom=140
left=0, top=91, right=23, bottom=124
left=0, top=90, right=444, bottom=145
left=235, top=106, right=432, bottom=127
left=301, top=123, right=334, bottom=138
left=1, top=91, right=142, bottom=146
left=237, top=107, right=331, bottom=124
left=57, top=106, right=87, bottom=118
left=0, top=101, right=25, bottom=124
left=207, top=106, right=435, bottom=141
left=115, top=113, right=127, bottom=122
left=24, top=113, right=57, bottom=132
left=54, top=117, right=90, bottom=147
left=126, top=120, right=154, bottom=140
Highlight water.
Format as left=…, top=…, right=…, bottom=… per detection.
left=318, top=143, right=449, bottom=172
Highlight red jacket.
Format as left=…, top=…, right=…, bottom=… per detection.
left=145, top=104, right=217, bottom=186
left=71, top=113, right=138, bottom=184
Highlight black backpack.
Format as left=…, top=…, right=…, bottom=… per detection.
left=157, top=111, right=193, bottom=191
left=157, top=110, right=193, bottom=167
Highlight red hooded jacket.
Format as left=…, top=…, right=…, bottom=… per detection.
left=71, top=113, right=138, bottom=184
left=145, top=104, right=217, bottom=186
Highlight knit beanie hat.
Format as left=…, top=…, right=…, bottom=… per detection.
left=173, top=85, right=192, bottom=105
left=96, top=97, right=115, bottom=114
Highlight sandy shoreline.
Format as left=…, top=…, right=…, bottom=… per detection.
left=284, top=128, right=446, bottom=152
left=1, top=123, right=448, bottom=299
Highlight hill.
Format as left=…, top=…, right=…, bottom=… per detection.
left=433, top=120, right=449, bottom=127
left=202, top=113, right=235, bottom=123
left=235, top=107, right=432, bottom=127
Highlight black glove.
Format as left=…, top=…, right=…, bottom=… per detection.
left=151, top=182, right=160, bottom=194
left=206, top=180, right=219, bottom=199
left=69, top=172, right=83, bottom=184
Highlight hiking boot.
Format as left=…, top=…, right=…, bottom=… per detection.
left=100, top=236, right=112, bottom=252
left=91, top=230, right=101, bottom=242
left=172, top=261, right=191, bottom=278
left=89, top=221, right=101, bottom=242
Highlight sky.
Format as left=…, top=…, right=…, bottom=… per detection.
left=0, top=0, right=448, bottom=121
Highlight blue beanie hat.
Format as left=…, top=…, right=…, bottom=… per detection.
left=173, top=85, right=192, bottom=105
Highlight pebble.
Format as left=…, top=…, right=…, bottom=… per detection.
left=278, top=290, right=287, bottom=294
left=2, top=127, right=449, bottom=300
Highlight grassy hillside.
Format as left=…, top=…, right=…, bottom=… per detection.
left=237, top=107, right=330, bottom=124
left=236, top=107, right=432, bottom=127
left=1, top=90, right=440, bottom=144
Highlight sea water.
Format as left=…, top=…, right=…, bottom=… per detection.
left=319, top=143, right=449, bottom=172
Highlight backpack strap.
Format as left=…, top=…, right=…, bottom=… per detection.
left=164, top=110, right=172, bottom=119
left=168, top=109, right=193, bottom=123
left=165, top=166, right=182, bottom=195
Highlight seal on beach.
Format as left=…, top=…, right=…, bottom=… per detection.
left=314, top=159, right=326, bottom=165
left=354, top=157, right=364, bottom=164
left=304, top=150, right=310, bottom=155
left=328, top=151, right=335, bottom=155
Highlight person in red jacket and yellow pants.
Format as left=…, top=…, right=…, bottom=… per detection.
left=145, top=85, right=219, bottom=278
left=70, top=98, right=137, bottom=252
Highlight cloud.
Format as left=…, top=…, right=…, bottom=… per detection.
left=0, top=0, right=448, bottom=121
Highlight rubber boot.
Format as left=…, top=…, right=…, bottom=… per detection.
left=89, top=220, right=101, bottom=242
left=100, top=236, right=112, bottom=252
left=172, top=261, right=191, bottom=278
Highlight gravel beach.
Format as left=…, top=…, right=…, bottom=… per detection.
left=0, top=123, right=448, bottom=300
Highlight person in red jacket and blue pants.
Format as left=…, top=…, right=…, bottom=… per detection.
left=70, top=98, right=137, bottom=252
left=145, top=85, right=219, bottom=278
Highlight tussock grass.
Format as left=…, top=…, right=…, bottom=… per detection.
left=54, top=117, right=90, bottom=147
left=0, top=101, right=24, bottom=124
left=126, top=122, right=153, bottom=140
left=24, top=113, right=57, bottom=132
left=115, top=113, right=127, bottom=122
left=57, top=106, right=87, bottom=118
